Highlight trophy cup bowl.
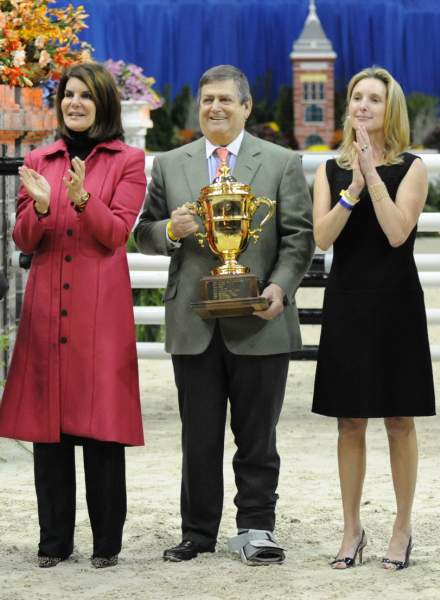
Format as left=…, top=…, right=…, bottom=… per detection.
left=189, top=165, right=276, bottom=318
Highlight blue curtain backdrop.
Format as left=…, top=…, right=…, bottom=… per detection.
left=54, top=0, right=440, bottom=98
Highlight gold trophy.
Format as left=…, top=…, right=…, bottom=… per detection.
left=188, top=165, right=276, bottom=318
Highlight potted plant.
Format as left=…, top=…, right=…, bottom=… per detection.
left=104, top=59, right=163, bottom=149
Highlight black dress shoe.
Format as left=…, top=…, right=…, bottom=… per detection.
left=163, top=540, right=215, bottom=562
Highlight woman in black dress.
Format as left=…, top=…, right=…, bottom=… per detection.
left=312, top=67, right=435, bottom=571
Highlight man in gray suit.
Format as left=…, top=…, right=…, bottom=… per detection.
left=134, top=65, right=314, bottom=564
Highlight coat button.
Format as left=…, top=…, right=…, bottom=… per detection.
left=66, top=229, right=73, bottom=236
left=61, top=309, right=68, bottom=317
left=65, top=255, right=72, bottom=262
left=63, top=283, right=70, bottom=290
left=60, top=337, right=68, bottom=344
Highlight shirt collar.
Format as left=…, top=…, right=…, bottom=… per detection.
left=205, top=130, right=244, bottom=159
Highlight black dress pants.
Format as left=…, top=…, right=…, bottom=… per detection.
left=33, top=434, right=126, bottom=559
left=172, top=325, right=289, bottom=549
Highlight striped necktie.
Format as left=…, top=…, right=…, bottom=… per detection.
left=214, top=147, right=230, bottom=178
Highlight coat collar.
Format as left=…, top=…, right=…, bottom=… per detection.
left=233, top=131, right=262, bottom=184
left=40, top=138, right=126, bottom=158
left=182, top=132, right=262, bottom=200
left=182, top=137, right=210, bottom=201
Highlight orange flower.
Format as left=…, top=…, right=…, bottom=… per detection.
left=0, top=0, right=90, bottom=87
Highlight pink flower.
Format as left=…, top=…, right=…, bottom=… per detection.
left=12, top=49, right=26, bottom=67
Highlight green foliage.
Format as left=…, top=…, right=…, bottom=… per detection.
left=334, top=87, right=347, bottom=130
left=126, top=234, right=137, bottom=253
left=426, top=178, right=440, bottom=212
left=170, top=85, right=193, bottom=129
left=406, top=93, right=438, bottom=146
left=145, top=84, right=175, bottom=151
left=247, top=71, right=274, bottom=126
left=424, top=128, right=440, bottom=151
left=406, top=93, right=438, bottom=126
left=273, top=85, right=293, bottom=134
left=0, top=335, right=9, bottom=351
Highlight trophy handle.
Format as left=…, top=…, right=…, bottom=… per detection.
left=248, top=197, right=276, bottom=242
left=183, top=201, right=207, bottom=248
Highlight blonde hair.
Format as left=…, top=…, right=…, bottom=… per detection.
left=337, top=66, right=409, bottom=169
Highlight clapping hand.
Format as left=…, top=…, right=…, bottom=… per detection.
left=353, top=124, right=376, bottom=184
left=18, top=166, right=51, bottom=210
left=63, top=156, right=87, bottom=206
left=350, top=155, right=365, bottom=197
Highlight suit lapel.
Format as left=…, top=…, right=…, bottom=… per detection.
left=233, top=132, right=262, bottom=185
left=182, top=138, right=210, bottom=201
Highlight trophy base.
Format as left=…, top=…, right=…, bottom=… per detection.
left=191, top=273, right=269, bottom=318
left=191, top=297, right=269, bottom=318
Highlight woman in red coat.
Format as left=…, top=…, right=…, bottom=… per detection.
left=0, top=62, right=146, bottom=568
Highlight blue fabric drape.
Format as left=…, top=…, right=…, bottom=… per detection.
left=54, top=0, right=440, bottom=98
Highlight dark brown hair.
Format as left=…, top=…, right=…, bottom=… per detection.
left=56, top=62, right=124, bottom=141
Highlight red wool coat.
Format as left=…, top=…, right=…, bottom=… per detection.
left=0, top=139, right=146, bottom=445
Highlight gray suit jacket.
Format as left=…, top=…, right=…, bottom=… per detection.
left=134, top=132, right=315, bottom=355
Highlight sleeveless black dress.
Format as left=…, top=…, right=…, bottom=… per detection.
left=312, top=153, right=436, bottom=418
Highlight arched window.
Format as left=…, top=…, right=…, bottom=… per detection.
left=305, top=104, right=323, bottom=122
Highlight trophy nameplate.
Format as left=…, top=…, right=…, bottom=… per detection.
left=187, top=165, right=275, bottom=318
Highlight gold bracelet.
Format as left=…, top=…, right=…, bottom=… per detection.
left=166, top=220, right=179, bottom=242
left=76, top=190, right=90, bottom=206
left=74, top=191, right=90, bottom=212
left=340, top=189, right=360, bottom=206
left=368, top=181, right=388, bottom=204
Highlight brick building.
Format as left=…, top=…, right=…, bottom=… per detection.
left=290, top=0, right=336, bottom=148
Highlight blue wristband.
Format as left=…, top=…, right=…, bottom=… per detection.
left=339, top=197, right=354, bottom=211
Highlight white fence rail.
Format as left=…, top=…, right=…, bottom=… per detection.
left=131, top=212, right=440, bottom=360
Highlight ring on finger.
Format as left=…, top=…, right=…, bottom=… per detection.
left=361, top=144, right=369, bottom=152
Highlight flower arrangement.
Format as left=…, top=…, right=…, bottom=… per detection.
left=104, top=59, right=163, bottom=109
left=0, top=0, right=91, bottom=87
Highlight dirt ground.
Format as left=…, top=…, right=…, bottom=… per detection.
left=1, top=271, right=439, bottom=599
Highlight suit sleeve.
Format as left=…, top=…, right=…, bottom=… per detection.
left=133, top=156, right=174, bottom=256
left=13, top=153, right=56, bottom=253
left=268, top=153, right=315, bottom=298
left=78, top=149, right=147, bottom=249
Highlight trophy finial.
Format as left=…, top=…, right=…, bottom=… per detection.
left=212, top=163, right=237, bottom=184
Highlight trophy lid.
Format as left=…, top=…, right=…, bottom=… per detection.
left=201, top=164, right=252, bottom=198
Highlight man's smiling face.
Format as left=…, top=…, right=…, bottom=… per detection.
left=198, top=79, right=252, bottom=146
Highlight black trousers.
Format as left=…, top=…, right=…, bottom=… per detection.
left=172, top=326, right=289, bottom=549
left=33, top=434, right=126, bottom=559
